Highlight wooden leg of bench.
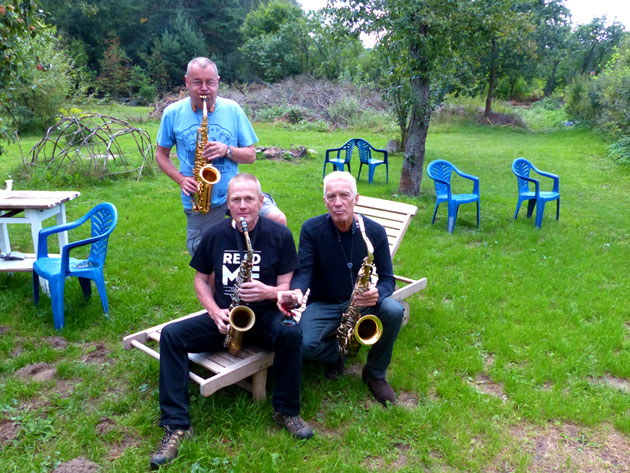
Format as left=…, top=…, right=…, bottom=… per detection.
left=401, top=300, right=410, bottom=326
left=251, top=369, right=268, bottom=401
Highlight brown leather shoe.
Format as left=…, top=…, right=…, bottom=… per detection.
left=273, top=412, right=314, bottom=439
left=362, top=367, right=396, bottom=406
left=150, top=426, right=193, bottom=470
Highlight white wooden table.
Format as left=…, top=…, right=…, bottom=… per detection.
left=0, top=190, right=80, bottom=273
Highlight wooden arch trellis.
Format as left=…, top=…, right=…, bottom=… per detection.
left=26, top=113, right=155, bottom=180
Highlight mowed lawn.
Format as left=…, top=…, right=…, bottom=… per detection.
left=1, top=116, right=630, bottom=472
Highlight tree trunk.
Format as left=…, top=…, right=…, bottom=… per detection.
left=398, top=75, right=430, bottom=196
left=544, top=59, right=559, bottom=97
left=484, top=38, right=497, bottom=119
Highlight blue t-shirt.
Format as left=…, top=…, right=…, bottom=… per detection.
left=156, top=96, right=258, bottom=210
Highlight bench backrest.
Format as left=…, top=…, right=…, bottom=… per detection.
left=355, top=195, right=418, bottom=258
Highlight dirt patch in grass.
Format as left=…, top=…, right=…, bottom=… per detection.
left=478, top=111, right=526, bottom=127
left=107, top=436, right=140, bottom=461
left=80, top=342, right=110, bottom=364
left=95, top=417, right=141, bottom=460
left=471, top=372, right=507, bottom=402
left=0, top=419, right=21, bottom=447
left=0, top=325, right=10, bottom=335
left=52, top=456, right=100, bottom=473
left=43, top=336, right=69, bottom=350
left=397, top=390, right=419, bottom=409
left=589, top=375, right=630, bottom=393
left=491, top=422, right=630, bottom=472
left=15, top=362, right=57, bottom=382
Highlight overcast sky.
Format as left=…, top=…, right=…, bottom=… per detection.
left=297, top=0, right=630, bottom=29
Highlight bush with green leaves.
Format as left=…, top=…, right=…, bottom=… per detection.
left=565, top=37, right=630, bottom=138
left=607, top=135, right=630, bottom=164
left=8, top=25, right=73, bottom=135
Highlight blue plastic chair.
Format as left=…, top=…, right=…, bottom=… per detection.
left=512, top=158, right=559, bottom=228
left=356, top=138, right=388, bottom=183
left=323, top=139, right=355, bottom=178
left=33, top=203, right=118, bottom=330
left=427, top=160, right=480, bottom=233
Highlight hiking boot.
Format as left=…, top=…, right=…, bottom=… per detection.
left=150, top=426, right=194, bottom=470
left=273, top=412, right=314, bottom=440
left=325, top=354, right=345, bottom=380
left=362, top=367, right=396, bottom=406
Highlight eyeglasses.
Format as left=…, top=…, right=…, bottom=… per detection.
left=190, top=79, right=219, bottom=88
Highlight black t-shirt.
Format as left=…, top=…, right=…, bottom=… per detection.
left=190, top=216, right=298, bottom=313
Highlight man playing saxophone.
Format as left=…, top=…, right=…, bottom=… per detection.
left=155, top=57, right=285, bottom=256
left=278, top=171, right=404, bottom=406
left=150, top=173, right=312, bottom=470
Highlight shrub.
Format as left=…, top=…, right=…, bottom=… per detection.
left=515, top=100, right=570, bottom=133
left=8, top=26, right=73, bottom=135
left=564, top=74, right=602, bottom=125
left=327, top=95, right=360, bottom=127
left=607, top=135, right=630, bottom=164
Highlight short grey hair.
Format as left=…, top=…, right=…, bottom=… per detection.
left=323, top=171, right=357, bottom=197
left=228, top=173, right=263, bottom=199
left=186, top=57, right=219, bottom=76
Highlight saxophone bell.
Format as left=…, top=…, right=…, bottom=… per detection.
left=354, top=314, right=383, bottom=345
left=226, top=305, right=255, bottom=355
left=198, top=164, right=221, bottom=188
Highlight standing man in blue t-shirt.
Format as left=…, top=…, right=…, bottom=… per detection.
left=156, top=56, right=285, bottom=255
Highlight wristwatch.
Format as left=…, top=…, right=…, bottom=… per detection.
left=226, top=145, right=232, bottom=159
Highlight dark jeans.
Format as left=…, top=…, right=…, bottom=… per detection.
left=159, top=309, right=303, bottom=428
left=300, top=297, right=404, bottom=379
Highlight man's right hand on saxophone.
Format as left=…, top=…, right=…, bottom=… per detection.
left=352, top=283, right=379, bottom=307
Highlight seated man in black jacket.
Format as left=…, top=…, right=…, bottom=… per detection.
left=278, top=171, right=404, bottom=406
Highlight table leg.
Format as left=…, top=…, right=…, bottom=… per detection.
left=0, top=217, right=11, bottom=254
left=55, top=203, right=69, bottom=248
left=25, top=209, right=50, bottom=294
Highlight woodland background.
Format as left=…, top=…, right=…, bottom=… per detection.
left=2, top=0, right=630, bottom=191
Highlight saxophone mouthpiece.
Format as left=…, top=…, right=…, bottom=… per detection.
left=240, top=216, right=249, bottom=233
left=201, top=95, right=207, bottom=115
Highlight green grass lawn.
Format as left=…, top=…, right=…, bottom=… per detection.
left=1, top=114, right=630, bottom=472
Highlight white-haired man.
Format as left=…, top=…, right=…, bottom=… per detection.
left=279, top=171, right=404, bottom=406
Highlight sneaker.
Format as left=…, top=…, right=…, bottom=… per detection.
left=273, top=412, right=314, bottom=440
left=362, top=367, right=396, bottom=406
left=150, top=426, right=194, bottom=470
left=325, top=354, right=345, bottom=380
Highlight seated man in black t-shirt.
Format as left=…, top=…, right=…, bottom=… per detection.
left=150, top=173, right=312, bottom=470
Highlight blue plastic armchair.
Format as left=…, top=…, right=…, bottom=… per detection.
left=33, top=202, right=118, bottom=330
left=356, top=138, right=388, bottom=183
left=427, top=160, right=480, bottom=233
left=323, top=139, right=355, bottom=178
left=512, top=158, right=559, bottom=228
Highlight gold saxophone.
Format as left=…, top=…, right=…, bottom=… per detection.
left=191, top=95, right=221, bottom=213
left=224, top=217, right=256, bottom=355
left=336, top=215, right=383, bottom=357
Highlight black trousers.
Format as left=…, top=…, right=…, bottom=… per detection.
left=158, top=309, right=303, bottom=428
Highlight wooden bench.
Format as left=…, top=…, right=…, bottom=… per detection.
left=123, top=310, right=274, bottom=400
left=123, top=196, right=426, bottom=400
